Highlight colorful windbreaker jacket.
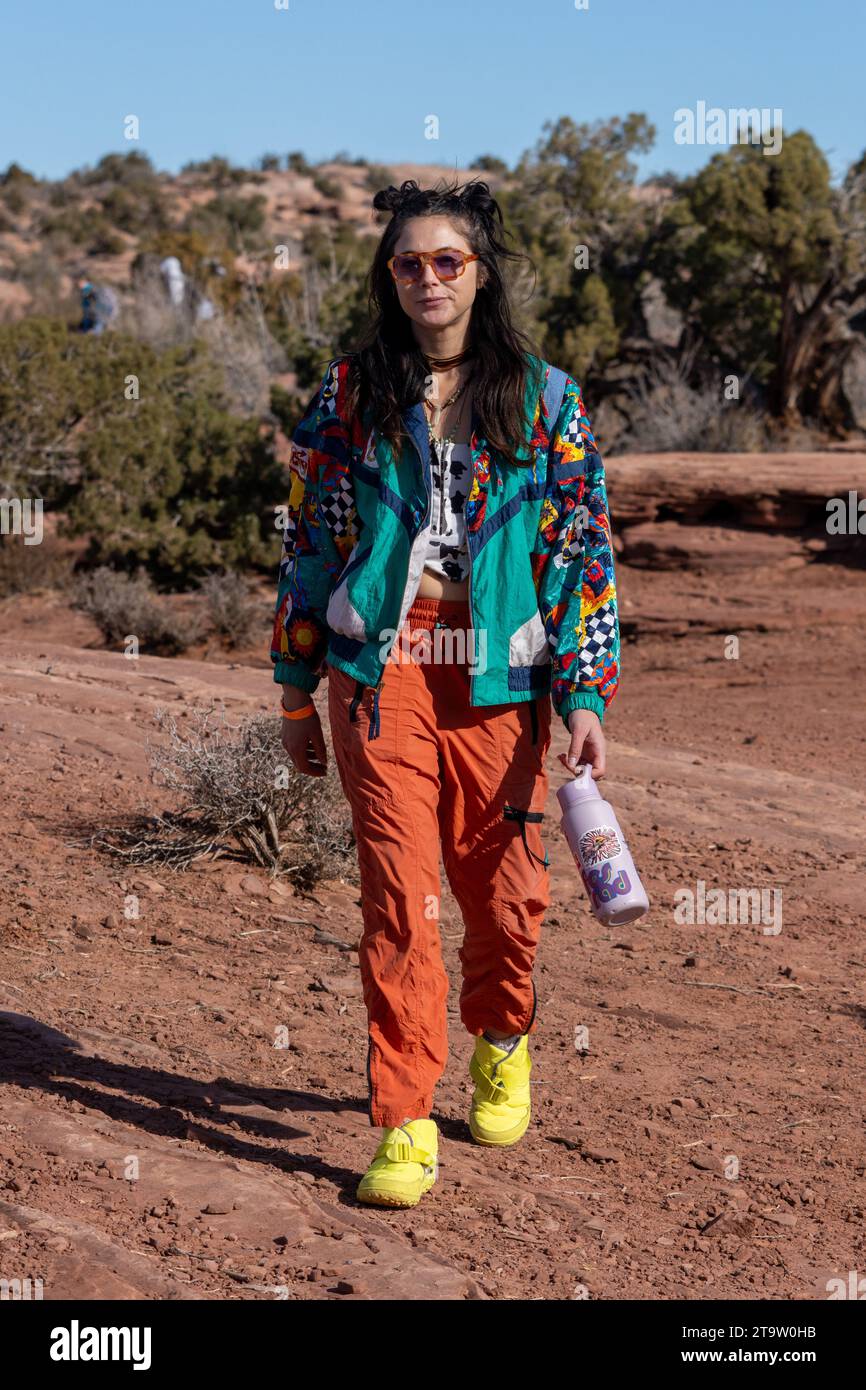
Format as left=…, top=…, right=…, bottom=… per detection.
left=270, top=352, right=620, bottom=740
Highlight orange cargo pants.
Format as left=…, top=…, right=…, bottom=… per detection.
left=327, top=594, right=552, bottom=1127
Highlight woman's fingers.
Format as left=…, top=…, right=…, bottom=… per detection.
left=560, top=730, right=587, bottom=774
left=559, top=711, right=606, bottom=778
left=307, top=716, right=328, bottom=774
left=280, top=711, right=328, bottom=777
left=586, top=727, right=606, bottom=778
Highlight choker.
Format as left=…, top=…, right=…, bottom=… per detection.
left=423, top=347, right=475, bottom=371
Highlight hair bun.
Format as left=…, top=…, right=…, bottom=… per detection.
left=372, top=179, right=422, bottom=215
left=458, top=179, right=498, bottom=220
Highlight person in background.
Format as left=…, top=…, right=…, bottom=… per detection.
left=159, top=254, right=187, bottom=309
left=77, top=275, right=119, bottom=334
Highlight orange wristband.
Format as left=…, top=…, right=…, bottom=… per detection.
left=281, top=701, right=315, bottom=720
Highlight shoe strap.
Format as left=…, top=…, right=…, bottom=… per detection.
left=469, top=1051, right=509, bottom=1103
left=376, top=1139, right=436, bottom=1166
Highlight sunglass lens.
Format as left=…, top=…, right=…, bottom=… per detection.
left=393, top=255, right=422, bottom=281
left=433, top=253, right=464, bottom=279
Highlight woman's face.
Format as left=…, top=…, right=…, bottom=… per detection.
left=390, top=216, right=485, bottom=333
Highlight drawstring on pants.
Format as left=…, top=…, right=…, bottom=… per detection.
left=503, top=805, right=550, bottom=870
left=349, top=679, right=381, bottom=742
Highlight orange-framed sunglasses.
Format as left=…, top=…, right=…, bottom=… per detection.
left=387, top=247, right=480, bottom=284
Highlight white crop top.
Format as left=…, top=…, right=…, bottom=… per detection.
left=422, top=436, right=471, bottom=582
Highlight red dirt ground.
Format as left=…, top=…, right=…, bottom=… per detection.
left=1, top=455, right=865, bottom=1301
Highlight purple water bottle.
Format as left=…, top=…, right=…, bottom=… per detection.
left=556, top=763, right=650, bottom=925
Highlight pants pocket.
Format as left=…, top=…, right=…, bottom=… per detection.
left=490, top=698, right=552, bottom=888
left=327, top=661, right=403, bottom=812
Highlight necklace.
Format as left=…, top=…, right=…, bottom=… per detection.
left=424, top=370, right=474, bottom=441
left=432, top=387, right=470, bottom=448
left=423, top=346, right=475, bottom=371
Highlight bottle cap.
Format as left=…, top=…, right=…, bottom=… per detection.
left=556, top=761, right=602, bottom=810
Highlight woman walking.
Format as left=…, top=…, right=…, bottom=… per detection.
left=271, top=178, right=619, bottom=1208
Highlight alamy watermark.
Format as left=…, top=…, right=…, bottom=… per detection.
left=674, top=879, right=782, bottom=935
left=0, top=497, right=43, bottom=545
left=377, top=620, right=488, bottom=674
left=1, top=1276, right=44, bottom=1300
left=674, top=102, right=783, bottom=156
left=826, top=491, right=866, bottom=535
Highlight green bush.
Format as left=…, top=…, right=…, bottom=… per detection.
left=312, top=172, right=340, bottom=200
left=74, top=151, right=158, bottom=188
left=286, top=152, right=313, bottom=175
left=0, top=319, right=286, bottom=585
left=100, top=184, right=170, bottom=236
left=364, top=163, right=395, bottom=193
left=40, top=205, right=125, bottom=252
left=471, top=154, right=509, bottom=175
left=185, top=193, right=267, bottom=251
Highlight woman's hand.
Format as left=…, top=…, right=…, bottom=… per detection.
left=559, top=708, right=606, bottom=779
left=280, top=687, right=328, bottom=777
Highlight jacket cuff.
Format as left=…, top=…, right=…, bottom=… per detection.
left=273, top=660, right=321, bottom=693
left=557, top=689, right=606, bottom=729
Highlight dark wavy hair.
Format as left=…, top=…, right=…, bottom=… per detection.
left=342, top=176, right=542, bottom=469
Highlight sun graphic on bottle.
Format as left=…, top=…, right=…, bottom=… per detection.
left=578, top=826, right=622, bottom=867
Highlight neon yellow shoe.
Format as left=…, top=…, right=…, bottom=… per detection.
left=356, top=1119, right=439, bottom=1208
left=469, top=1034, right=532, bottom=1146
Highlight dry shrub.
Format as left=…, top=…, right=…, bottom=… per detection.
left=197, top=569, right=259, bottom=647
left=90, top=705, right=355, bottom=886
left=0, top=534, right=75, bottom=597
left=615, top=362, right=770, bottom=453
left=198, top=290, right=287, bottom=415
left=73, top=566, right=206, bottom=654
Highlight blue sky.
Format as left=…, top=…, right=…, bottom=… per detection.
left=2, top=0, right=862, bottom=184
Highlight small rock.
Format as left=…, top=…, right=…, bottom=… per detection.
left=550, top=1129, right=583, bottom=1151
left=241, top=875, right=268, bottom=897
left=763, top=1210, right=797, bottom=1228
left=582, top=1147, right=624, bottom=1165
left=700, top=1211, right=754, bottom=1238
left=133, top=877, right=166, bottom=896
left=201, top=1200, right=236, bottom=1215
left=690, top=1151, right=727, bottom=1176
